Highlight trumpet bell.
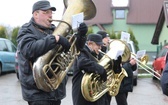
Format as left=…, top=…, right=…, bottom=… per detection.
left=141, top=55, right=149, bottom=65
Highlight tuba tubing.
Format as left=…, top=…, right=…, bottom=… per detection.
left=108, top=68, right=128, bottom=96
left=33, top=0, right=96, bottom=92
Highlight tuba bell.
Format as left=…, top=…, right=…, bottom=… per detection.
left=81, top=39, right=130, bottom=102
left=33, top=0, right=96, bottom=92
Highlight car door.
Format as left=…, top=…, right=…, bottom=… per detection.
left=0, top=40, right=16, bottom=71
left=153, top=47, right=168, bottom=71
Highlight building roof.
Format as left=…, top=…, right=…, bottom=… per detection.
left=127, top=0, right=164, bottom=24
left=84, top=0, right=164, bottom=25
left=85, top=0, right=113, bottom=25
left=151, top=0, right=168, bottom=44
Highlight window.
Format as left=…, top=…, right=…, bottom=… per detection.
left=6, top=41, right=16, bottom=52
left=115, top=10, right=125, bottom=19
left=0, top=40, right=8, bottom=51
left=158, top=47, right=168, bottom=57
left=0, top=39, right=16, bottom=52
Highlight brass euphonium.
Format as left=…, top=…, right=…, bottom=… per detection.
left=33, top=0, right=96, bottom=92
left=81, top=39, right=130, bottom=102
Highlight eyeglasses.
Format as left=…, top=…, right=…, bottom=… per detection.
left=43, top=10, right=55, bottom=15
left=37, top=10, right=54, bottom=15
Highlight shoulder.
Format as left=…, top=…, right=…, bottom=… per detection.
left=19, top=22, right=33, bottom=34
left=23, top=22, right=31, bottom=27
left=123, top=62, right=132, bottom=68
left=21, top=22, right=31, bottom=29
left=79, top=48, right=88, bottom=56
left=78, top=47, right=91, bottom=58
left=17, top=22, right=34, bottom=42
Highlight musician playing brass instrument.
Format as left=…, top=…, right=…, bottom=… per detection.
left=161, top=54, right=168, bottom=96
left=97, top=30, right=110, bottom=53
left=17, top=0, right=87, bottom=105
left=114, top=57, right=137, bottom=105
left=72, top=34, right=109, bottom=105
left=97, top=30, right=137, bottom=105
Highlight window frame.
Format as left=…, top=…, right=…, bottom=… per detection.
left=115, top=9, right=125, bottom=19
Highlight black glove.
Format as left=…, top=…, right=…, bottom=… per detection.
left=75, top=23, right=88, bottom=50
left=57, top=36, right=71, bottom=53
left=113, top=56, right=122, bottom=73
left=77, top=22, right=88, bottom=36
left=100, top=70, right=107, bottom=81
left=96, top=64, right=107, bottom=81
left=131, top=63, right=137, bottom=71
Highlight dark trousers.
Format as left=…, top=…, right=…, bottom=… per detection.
left=106, top=93, right=112, bottom=104
left=28, top=100, right=61, bottom=105
left=115, top=92, right=128, bottom=105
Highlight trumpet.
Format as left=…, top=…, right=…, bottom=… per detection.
left=131, top=53, right=161, bottom=80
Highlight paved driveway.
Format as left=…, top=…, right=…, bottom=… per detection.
left=0, top=73, right=168, bottom=105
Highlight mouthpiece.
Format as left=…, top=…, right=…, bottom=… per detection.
left=48, top=19, right=53, bottom=22
left=98, top=50, right=106, bottom=55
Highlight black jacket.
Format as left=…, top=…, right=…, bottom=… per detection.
left=17, top=18, right=67, bottom=102
left=118, top=62, right=137, bottom=93
left=161, top=62, right=168, bottom=96
left=72, top=45, right=109, bottom=105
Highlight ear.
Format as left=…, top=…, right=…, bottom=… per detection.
left=87, top=41, right=93, bottom=45
left=33, top=11, right=39, bottom=18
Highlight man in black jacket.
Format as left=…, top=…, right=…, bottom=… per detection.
left=97, top=30, right=110, bottom=53
left=115, top=58, right=137, bottom=105
left=17, top=0, right=87, bottom=105
left=72, top=34, right=109, bottom=105
left=161, top=54, right=168, bottom=96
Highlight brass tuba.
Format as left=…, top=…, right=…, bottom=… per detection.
left=33, top=0, right=96, bottom=92
left=81, top=39, right=130, bottom=102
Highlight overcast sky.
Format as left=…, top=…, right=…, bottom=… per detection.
left=0, top=0, right=128, bottom=28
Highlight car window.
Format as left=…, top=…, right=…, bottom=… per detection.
left=5, top=40, right=16, bottom=52
left=127, top=42, right=136, bottom=53
left=127, top=43, right=132, bottom=52
left=0, top=40, right=8, bottom=51
left=158, top=47, right=168, bottom=57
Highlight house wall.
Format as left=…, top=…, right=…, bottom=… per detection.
left=92, top=9, right=158, bottom=52
left=159, top=21, right=168, bottom=49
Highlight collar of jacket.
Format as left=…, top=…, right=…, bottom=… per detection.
left=84, top=44, right=92, bottom=53
left=83, top=45, right=99, bottom=60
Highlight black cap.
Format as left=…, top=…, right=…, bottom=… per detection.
left=32, top=0, right=56, bottom=13
left=97, top=30, right=109, bottom=39
left=87, top=34, right=103, bottom=45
